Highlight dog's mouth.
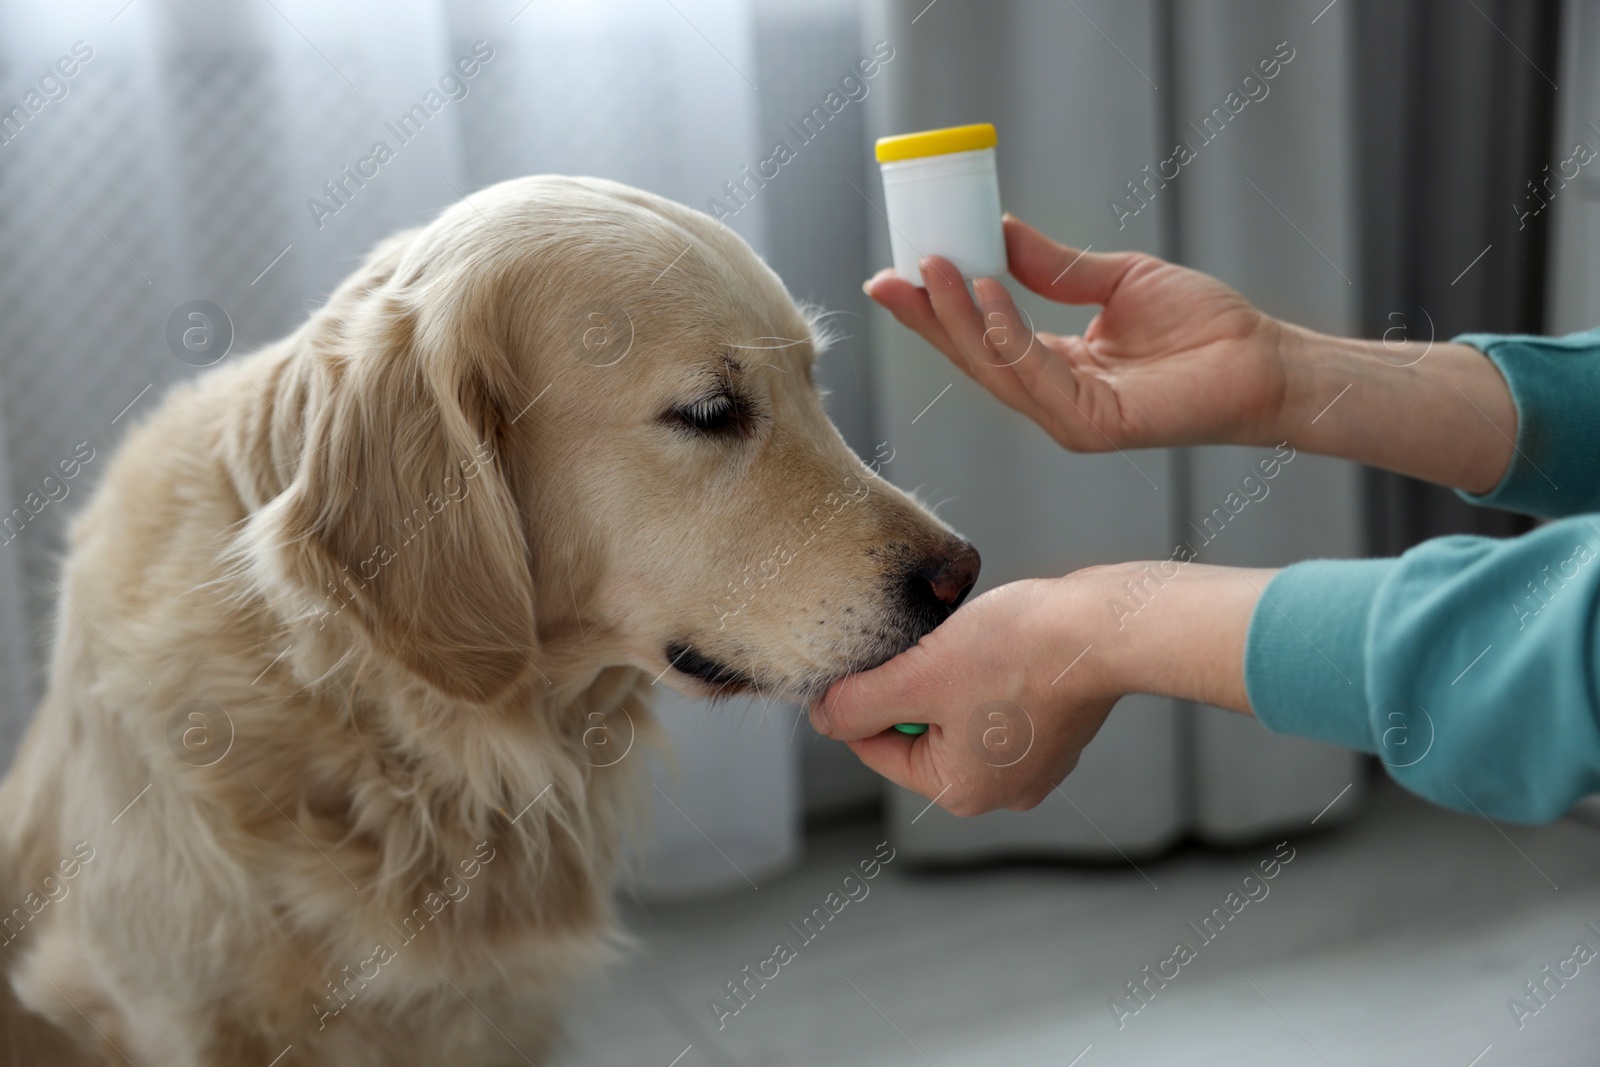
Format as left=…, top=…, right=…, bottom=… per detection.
left=661, top=541, right=978, bottom=703
left=664, top=557, right=976, bottom=702
left=664, top=642, right=760, bottom=696
left=663, top=631, right=916, bottom=704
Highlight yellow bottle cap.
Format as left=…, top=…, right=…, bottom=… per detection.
left=875, top=122, right=998, bottom=164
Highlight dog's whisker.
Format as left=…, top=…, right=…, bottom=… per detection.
left=725, top=337, right=806, bottom=351
left=797, top=301, right=850, bottom=353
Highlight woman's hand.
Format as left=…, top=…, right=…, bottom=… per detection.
left=810, top=563, right=1271, bottom=817
left=866, top=215, right=1296, bottom=451
left=810, top=577, right=1117, bottom=815
left=869, top=214, right=1518, bottom=494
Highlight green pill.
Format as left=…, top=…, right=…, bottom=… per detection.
left=892, top=723, right=928, bottom=736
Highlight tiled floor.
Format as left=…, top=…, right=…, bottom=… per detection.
left=552, top=778, right=1600, bottom=1067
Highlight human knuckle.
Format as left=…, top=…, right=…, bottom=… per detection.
left=945, top=797, right=981, bottom=818
left=943, top=788, right=990, bottom=819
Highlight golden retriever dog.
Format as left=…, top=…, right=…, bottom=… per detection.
left=0, top=175, right=979, bottom=1066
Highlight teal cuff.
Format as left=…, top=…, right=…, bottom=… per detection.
left=1244, top=558, right=1396, bottom=752
left=1454, top=328, right=1600, bottom=518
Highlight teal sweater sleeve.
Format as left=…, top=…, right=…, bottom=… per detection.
left=1454, top=326, right=1600, bottom=517
left=1244, top=328, right=1600, bottom=823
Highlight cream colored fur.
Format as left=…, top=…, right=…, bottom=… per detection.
left=0, top=176, right=965, bottom=1066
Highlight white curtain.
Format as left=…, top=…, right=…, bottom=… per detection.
left=0, top=0, right=796, bottom=896
left=1548, top=0, right=1600, bottom=334
left=0, top=397, right=27, bottom=760
left=864, top=0, right=1367, bottom=858
left=0, top=0, right=1371, bottom=887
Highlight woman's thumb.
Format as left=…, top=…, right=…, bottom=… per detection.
left=811, top=645, right=937, bottom=742
left=1004, top=215, right=1138, bottom=306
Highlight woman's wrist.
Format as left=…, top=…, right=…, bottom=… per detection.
left=1067, top=561, right=1273, bottom=715
left=1269, top=321, right=1517, bottom=494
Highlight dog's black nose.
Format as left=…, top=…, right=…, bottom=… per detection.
left=913, top=539, right=981, bottom=611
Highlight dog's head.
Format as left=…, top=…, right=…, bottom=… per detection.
left=260, top=175, right=977, bottom=705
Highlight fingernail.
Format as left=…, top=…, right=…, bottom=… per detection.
left=861, top=277, right=875, bottom=296
left=810, top=701, right=832, bottom=735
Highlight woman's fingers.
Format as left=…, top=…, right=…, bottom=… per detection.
left=813, top=646, right=933, bottom=743
left=862, top=269, right=971, bottom=373
left=965, top=275, right=1037, bottom=370
left=960, top=275, right=1088, bottom=415
left=1003, top=215, right=1141, bottom=307
left=817, top=652, right=951, bottom=802
left=919, top=258, right=1060, bottom=424
left=919, top=255, right=989, bottom=352
left=845, top=733, right=945, bottom=800
left=865, top=257, right=1087, bottom=439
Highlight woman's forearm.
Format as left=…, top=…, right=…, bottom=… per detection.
left=1275, top=323, right=1516, bottom=495
left=1087, top=326, right=1518, bottom=715
left=1087, top=562, right=1275, bottom=715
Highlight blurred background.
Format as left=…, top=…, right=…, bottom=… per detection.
left=2, top=0, right=1599, bottom=1063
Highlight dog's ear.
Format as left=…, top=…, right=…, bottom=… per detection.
left=268, top=278, right=536, bottom=704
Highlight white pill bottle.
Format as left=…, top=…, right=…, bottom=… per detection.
left=875, top=122, right=1005, bottom=288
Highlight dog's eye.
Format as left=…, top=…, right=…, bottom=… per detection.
left=668, top=394, right=756, bottom=437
